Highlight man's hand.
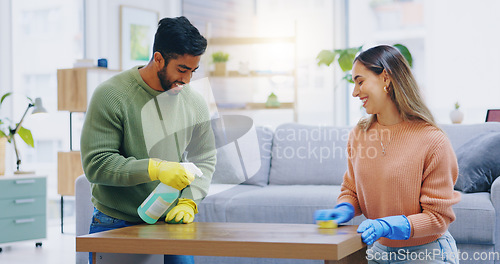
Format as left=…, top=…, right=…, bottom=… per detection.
left=165, top=198, right=198, bottom=224
left=148, top=158, right=194, bottom=190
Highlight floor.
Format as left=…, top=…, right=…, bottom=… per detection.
left=0, top=217, right=76, bottom=264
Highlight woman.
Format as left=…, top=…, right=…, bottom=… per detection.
left=315, top=45, right=461, bottom=263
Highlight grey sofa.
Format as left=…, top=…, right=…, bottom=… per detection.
left=76, top=121, right=500, bottom=264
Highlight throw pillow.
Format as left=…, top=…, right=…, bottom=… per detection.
left=454, top=132, right=500, bottom=193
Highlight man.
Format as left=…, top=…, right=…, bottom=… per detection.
left=80, top=16, right=216, bottom=264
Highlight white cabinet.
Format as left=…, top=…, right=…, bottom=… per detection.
left=0, top=175, right=46, bottom=250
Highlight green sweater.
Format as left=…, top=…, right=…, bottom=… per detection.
left=80, top=66, right=216, bottom=222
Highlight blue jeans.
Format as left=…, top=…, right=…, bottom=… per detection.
left=366, top=231, right=459, bottom=263
left=89, top=208, right=194, bottom=264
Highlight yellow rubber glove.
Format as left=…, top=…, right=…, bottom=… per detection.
left=165, top=198, right=198, bottom=224
left=148, top=158, right=195, bottom=190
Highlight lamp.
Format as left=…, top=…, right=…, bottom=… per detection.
left=9, top=97, right=47, bottom=174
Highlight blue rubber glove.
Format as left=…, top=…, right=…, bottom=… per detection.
left=357, top=215, right=411, bottom=245
left=314, top=202, right=355, bottom=224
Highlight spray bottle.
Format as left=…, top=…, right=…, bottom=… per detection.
left=137, top=162, right=203, bottom=224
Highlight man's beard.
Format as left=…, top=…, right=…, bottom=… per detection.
left=157, top=66, right=175, bottom=92
left=158, top=67, right=185, bottom=95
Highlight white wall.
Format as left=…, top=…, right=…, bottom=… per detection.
left=0, top=0, right=13, bottom=172
left=425, top=0, right=500, bottom=124
left=293, top=0, right=337, bottom=126
left=84, top=0, right=181, bottom=70
left=0, top=1, right=12, bottom=96
left=348, top=0, right=500, bottom=125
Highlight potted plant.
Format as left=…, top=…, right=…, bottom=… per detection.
left=317, top=46, right=363, bottom=85
left=0, top=92, right=35, bottom=175
left=317, top=44, right=412, bottom=119
left=316, top=44, right=413, bottom=84
left=450, top=101, right=464, bottom=124
left=212, top=51, right=229, bottom=76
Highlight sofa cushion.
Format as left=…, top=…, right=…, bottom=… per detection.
left=449, top=192, right=495, bottom=244
left=211, top=115, right=272, bottom=186
left=454, top=132, right=500, bottom=193
left=224, top=185, right=342, bottom=223
left=269, top=123, right=351, bottom=185
left=197, top=184, right=263, bottom=222
left=440, top=122, right=500, bottom=152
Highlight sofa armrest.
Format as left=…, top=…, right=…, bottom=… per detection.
left=490, top=176, right=500, bottom=209
left=490, top=177, right=500, bottom=250
left=75, top=174, right=93, bottom=236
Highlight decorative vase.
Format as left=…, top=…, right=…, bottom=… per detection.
left=450, top=109, right=464, bottom=124
left=0, top=137, right=6, bottom=176
left=214, top=62, right=227, bottom=76
left=238, top=61, right=250, bottom=76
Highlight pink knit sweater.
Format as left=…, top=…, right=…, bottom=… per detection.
left=337, top=120, right=461, bottom=247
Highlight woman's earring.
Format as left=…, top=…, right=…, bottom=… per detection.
left=383, top=86, right=388, bottom=93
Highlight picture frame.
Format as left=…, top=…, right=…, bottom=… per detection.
left=120, top=6, right=159, bottom=70
left=486, top=109, right=500, bottom=122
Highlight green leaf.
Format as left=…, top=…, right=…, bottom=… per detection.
left=316, top=50, right=337, bottom=66
left=337, top=52, right=354, bottom=72
left=342, top=73, right=354, bottom=84
left=0, top=130, right=7, bottom=138
left=336, top=46, right=362, bottom=72
left=17, top=126, right=34, bottom=148
left=1, top=92, right=12, bottom=105
left=394, top=44, right=413, bottom=68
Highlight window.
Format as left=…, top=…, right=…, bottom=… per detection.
left=183, top=0, right=338, bottom=127
left=348, top=0, right=500, bottom=124
left=10, top=0, right=83, bottom=224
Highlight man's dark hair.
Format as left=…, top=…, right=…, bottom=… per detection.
left=152, top=16, right=207, bottom=61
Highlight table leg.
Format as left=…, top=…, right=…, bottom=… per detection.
left=61, top=196, right=64, bottom=233
left=92, top=252, right=96, bottom=264
left=325, top=247, right=367, bottom=264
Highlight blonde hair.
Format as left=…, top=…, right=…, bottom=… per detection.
left=355, top=45, right=438, bottom=131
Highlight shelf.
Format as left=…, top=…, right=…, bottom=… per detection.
left=209, top=36, right=295, bottom=45
left=57, top=67, right=120, bottom=112
left=209, top=70, right=294, bottom=78
left=205, top=22, right=298, bottom=122
left=57, top=151, right=84, bottom=196
left=217, top=102, right=295, bottom=111
left=247, top=102, right=294, bottom=109
left=57, top=66, right=119, bottom=196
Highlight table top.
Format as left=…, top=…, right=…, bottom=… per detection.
left=76, top=222, right=365, bottom=260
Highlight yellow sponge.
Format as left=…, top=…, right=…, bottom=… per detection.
left=316, top=220, right=338, bottom=229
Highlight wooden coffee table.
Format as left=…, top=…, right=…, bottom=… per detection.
left=76, top=222, right=366, bottom=264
